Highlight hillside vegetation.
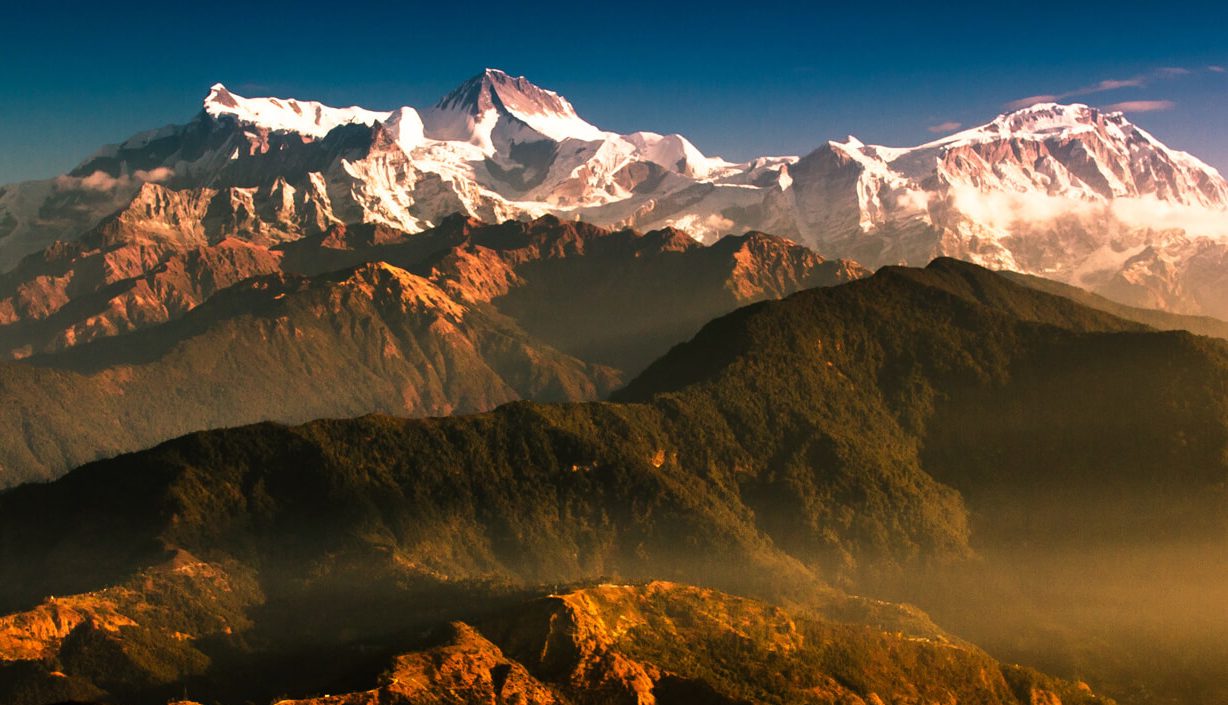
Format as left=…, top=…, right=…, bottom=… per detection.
left=1, top=259, right=1225, bottom=704
left=0, top=215, right=862, bottom=486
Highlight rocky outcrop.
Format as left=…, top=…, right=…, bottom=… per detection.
left=0, top=213, right=865, bottom=362
left=276, top=583, right=1111, bottom=705
left=274, top=622, right=563, bottom=705
left=0, top=237, right=283, bottom=358
left=0, top=556, right=259, bottom=704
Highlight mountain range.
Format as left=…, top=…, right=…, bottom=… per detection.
left=2, top=259, right=1226, bottom=705
left=0, top=215, right=862, bottom=485
left=2, top=69, right=1227, bottom=319
left=3, top=67, right=1228, bottom=705
left=4, top=205, right=1224, bottom=489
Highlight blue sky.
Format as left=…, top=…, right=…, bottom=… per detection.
left=3, top=0, right=1227, bottom=183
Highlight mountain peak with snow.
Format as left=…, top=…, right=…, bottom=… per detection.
left=435, top=68, right=586, bottom=122
left=983, top=101, right=1108, bottom=134
left=8, top=72, right=1228, bottom=324
left=915, top=102, right=1114, bottom=150
left=881, top=100, right=1227, bottom=205
left=205, top=83, right=241, bottom=109
left=202, top=83, right=390, bottom=139
left=422, top=68, right=605, bottom=148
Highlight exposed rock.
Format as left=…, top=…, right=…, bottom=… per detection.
left=277, top=583, right=1111, bottom=705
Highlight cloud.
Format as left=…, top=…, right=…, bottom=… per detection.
left=77, top=171, right=121, bottom=191
left=1110, top=197, right=1228, bottom=237
left=133, top=166, right=174, bottom=183
left=664, top=212, right=734, bottom=242
left=927, top=121, right=962, bottom=134
left=53, top=167, right=176, bottom=193
left=1210, top=65, right=1227, bottom=73
left=1084, top=78, right=1145, bottom=92
left=1102, top=100, right=1176, bottom=113
left=1005, top=94, right=1059, bottom=110
left=949, top=186, right=1228, bottom=240
left=1004, top=66, right=1192, bottom=111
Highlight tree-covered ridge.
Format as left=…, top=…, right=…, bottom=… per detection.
left=0, top=215, right=864, bottom=487
left=2, top=258, right=1227, bottom=703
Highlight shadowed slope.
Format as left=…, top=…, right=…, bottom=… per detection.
left=2, top=259, right=1226, bottom=703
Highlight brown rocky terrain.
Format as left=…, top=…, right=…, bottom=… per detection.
left=0, top=236, right=284, bottom=358
left=2, top=260, right=1224, bottom=704
left=0, top=552, right=259, bottom=705
left=0, top=209, right=867, bottom=362
left=274, top=583, right=1108, bottom=705
left=0, top=258, right=620, bottom=485
left=0, top=214, right=865, bottom=486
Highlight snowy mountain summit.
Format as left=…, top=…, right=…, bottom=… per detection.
left=203, top=83, right=390, bottom=138
left=1, top=70, right=1227, bottom=317
left=422, top=68, right=605, bottom=148
left=908, top=102, right=1227, bottom=207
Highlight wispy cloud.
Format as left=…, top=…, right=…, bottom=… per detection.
left=1085, top=78, right=1145, bottom=92
left=55, top=167, right=175, bottom=192
left=1004, top=78, right=1142, bottom=110
left=1102, top=100, right=1176, bottom=113
left=1004, top=66, right=1197, bottom=111
left=927, top=121, right=962, bottom=134
left=1004, top=94, right=1060, bottom=110
left=134, top=167, right=175, bottom=183
left=1209, top=65, right=1227, bottom=73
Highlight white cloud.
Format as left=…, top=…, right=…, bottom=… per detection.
left=78, top=171, right=121, bottom=191
left=1005, top=94, right=1059, bottom=110
left=133, top=166, right=174, bottom=183
left=1110, top=197, right=1228, bottom=238
left=950, top=186, right=1228, bottom=240
left=1084, top=78, right=1145, bottom=93
left=1005, top=66, right=1192, bottom=111
left=1102, top=100, right=1176, bottom=113
left=53, top=167, right=176, bottom=193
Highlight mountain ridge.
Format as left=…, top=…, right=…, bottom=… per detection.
left=0, top=215, right=862, bottom=486
left=2, top=257, right=1225, bottom=704
left=3, top=69, right=1226, bottom=317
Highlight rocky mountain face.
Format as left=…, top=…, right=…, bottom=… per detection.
left=272, top=583, right=1104, bottom=705
left=616, top=258, right=1228, bottom=705
left=0, top=259, right=621, bottom=487
left=1, top=260, right=1225, bottom=704
left=0, top=215, right=862, bottom=485
left=0, top=230, right=285, bottom=359
left=2, top=71, right=1226, bottom=317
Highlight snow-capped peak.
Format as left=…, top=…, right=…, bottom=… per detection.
left=203, top=83, right=390, bottom=139
left=917, top=102, right=1114, bottom=150
left=421, top=68, right=605, bottom=149
left=900, top=101, right=1225, bottom=187
left=383, top=106, right=426, bottom=154
left=621, top=131, right=731, bottom=178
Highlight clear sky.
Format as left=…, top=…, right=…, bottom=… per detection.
left=3, top=0, right=1227, bottom=184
